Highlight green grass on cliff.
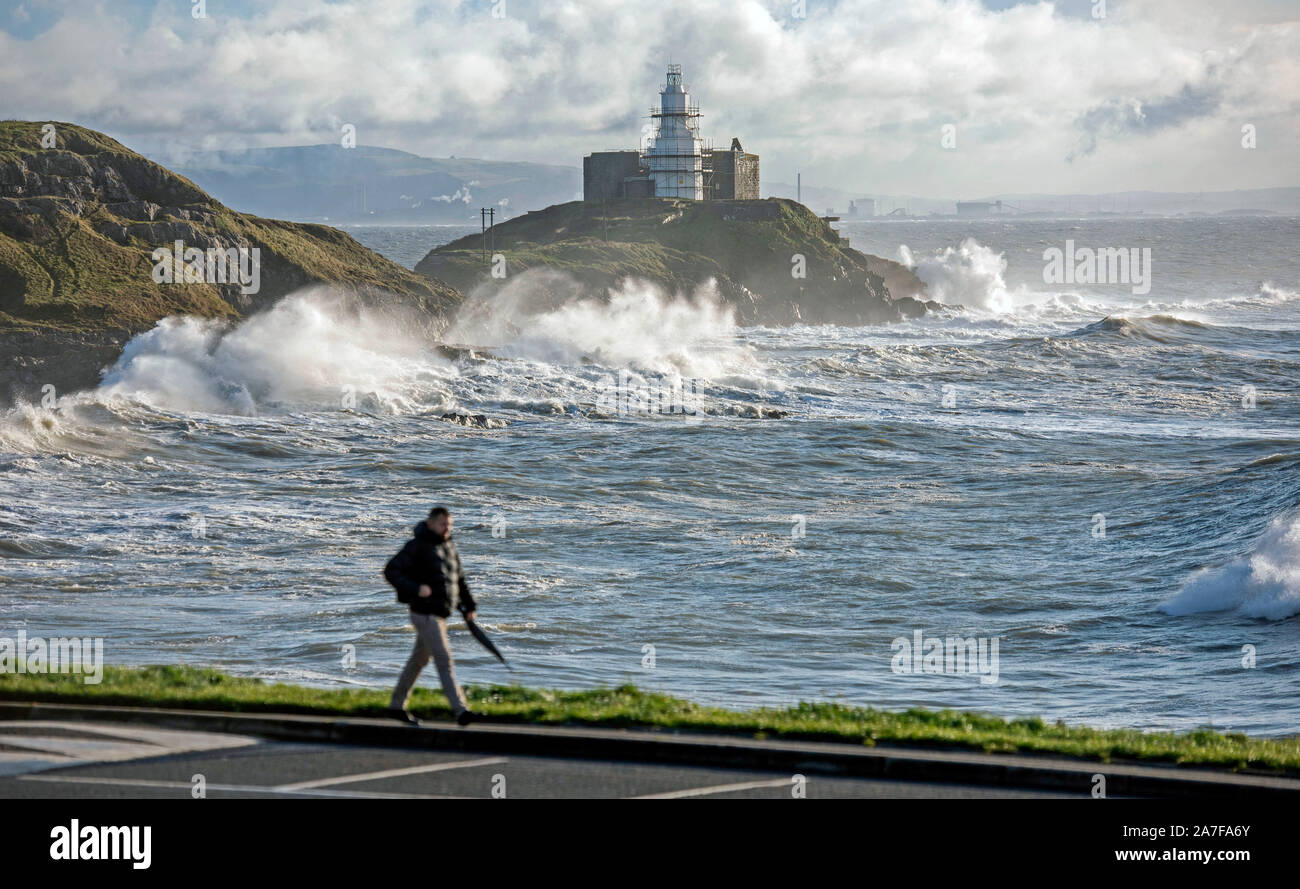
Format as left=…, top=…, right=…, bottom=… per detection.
left=453, top=198, right=844, bottom=258
left=3, top=664, right=1298, bottom=774
left=415, top=198, right=926, bottom=329
left=0, top=121, right=459, bottom=335
left=422, top=235, right=732, bottom=298
left=417, top=197, right=910, bottom=299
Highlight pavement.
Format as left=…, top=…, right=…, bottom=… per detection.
left=0, top=719, right=259, bottom=778
left=3, top=701, right=1298, bottom=799
left=0, top=718, right=1069, bottom=798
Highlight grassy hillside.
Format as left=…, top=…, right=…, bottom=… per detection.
left=0, top=121, right=460, bottom=334
left=416, top=197, right=932, bottom=326
left=0, top=121, right=463, bottom=400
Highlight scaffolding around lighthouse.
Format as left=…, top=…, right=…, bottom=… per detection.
left=645, top=65, right=705, bottom=200
left=582, top=65, right=759, bottom=203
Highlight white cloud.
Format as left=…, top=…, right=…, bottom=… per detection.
left=0, top=0, right=1295, bottom=195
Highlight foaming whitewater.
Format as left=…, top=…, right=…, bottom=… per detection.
left=98, top=288, right=452, bottom=415
left=896, top=237, right=1123, bottom=326
left=1131, top=282, right=1300, bottom=329
left=0, top=398, right=135, bottom=458
left=899, top=238, right=1022, bottom=313
left=1160, top=513, right=1300, bottom=620
left=1, top=276, right=774, bottom=447
left=4, top=214, right=1298, bottom=736
left=446, top=270, right=756, bottom=380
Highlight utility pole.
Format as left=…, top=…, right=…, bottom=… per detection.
left=480, top=207, right=496, bottom=268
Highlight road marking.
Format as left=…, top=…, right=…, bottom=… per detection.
left=631, top=778, right=793, bottom=799
left=20, top=774, right=470, bottom=799
left=0, top=721, right=258, bottom=778
left=0, top=721, right=257, bottom=753
left=0, top=752, right=81, bottom=777
left=278, top=756, right=507, bottom=790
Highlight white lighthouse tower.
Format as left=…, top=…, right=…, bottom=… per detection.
left=645, top=65, right=704, bottom=200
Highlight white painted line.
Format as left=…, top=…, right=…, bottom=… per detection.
left=0, top=753, right=84, bottom=777
left=0, top=721, right=259, bottom=778
left=20, top=774, right=470, bottom=799
left=631, top=778, right=793, bottom=799
left=0, top=721, right=258, bottom=752
left=278, top=757, right=508, bottom=790
left=0, top=736, right=187, bottom=761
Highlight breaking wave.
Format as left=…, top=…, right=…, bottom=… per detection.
left=0, top=276, right=767, bottom=441
left=1159, top=513, right=1300, bottom=620
left=1064, top=314, right=1213, bottom=343
left=896, top=243, right=1299, bottom=330
left=445, top=271, right=755, bottom=379
left=1137, top=281, right=1300, bottom=317
left=899, top=238, right=1023, bottom=313
left=96, top=288, right=444, bottom=415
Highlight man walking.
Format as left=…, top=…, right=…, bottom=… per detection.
left=384, top=507, right=477, bottom=726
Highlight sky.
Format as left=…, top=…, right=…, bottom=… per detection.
left=1, top=0, right=1296, bottom=198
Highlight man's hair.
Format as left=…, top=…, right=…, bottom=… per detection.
left=428, top=507, right=450, bottom=520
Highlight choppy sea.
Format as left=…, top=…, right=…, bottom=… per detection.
left=2, top=215, right=1296, bottom=734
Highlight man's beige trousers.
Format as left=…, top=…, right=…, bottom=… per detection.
left=390, top=611, right=469, bottom=715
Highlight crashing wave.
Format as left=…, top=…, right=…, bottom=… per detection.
left=1159, top=513, right=1300, bottom=621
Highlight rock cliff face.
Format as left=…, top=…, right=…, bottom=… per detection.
left=415, top=197, right=937, bottom=326
left=0, top=121, right=462, bottom=403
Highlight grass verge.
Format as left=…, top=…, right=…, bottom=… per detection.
left=2, top=664, right=1297, bottom=775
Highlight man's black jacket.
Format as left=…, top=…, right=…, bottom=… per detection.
left=384, top=522, right=476, bottom=617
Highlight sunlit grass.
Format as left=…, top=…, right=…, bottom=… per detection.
left=3, top=665, right=1298, bottom=774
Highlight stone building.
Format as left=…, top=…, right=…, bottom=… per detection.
left=583, top=66, right=759, bottom=202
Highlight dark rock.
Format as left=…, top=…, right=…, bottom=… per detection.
left=435, top=343, right=495, bottom=361
left=440, top=412, right=507, bottom=428
left=892, top=296, right=929, bottom=319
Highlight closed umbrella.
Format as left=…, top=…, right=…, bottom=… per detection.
left=465, top=618, right=512, bottom=671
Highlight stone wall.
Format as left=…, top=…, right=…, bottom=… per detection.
left=708, top=150, right=760, bottom=200
left=582, top=151, right=644, bottom=201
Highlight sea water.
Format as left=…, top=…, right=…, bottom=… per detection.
left=2, top=216, right=1296, bottom=735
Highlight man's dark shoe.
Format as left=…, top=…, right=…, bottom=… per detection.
left=387, top=708, right=422, bottom=726
left=456, top=710, right=475, bottom=726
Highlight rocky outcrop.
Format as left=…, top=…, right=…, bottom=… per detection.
left=414, top=197, right=938, bottom=326
left=0, top=121, right=464, bottom=404
left=0, top=327, right=128, bottom=405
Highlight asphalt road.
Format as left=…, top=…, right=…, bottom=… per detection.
left=0, top=719, right=1076, bottom=799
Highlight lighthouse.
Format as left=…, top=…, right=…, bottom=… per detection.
left=645, top=65, right=704, bottom=200
left=581, top=66, right=759, bottom=202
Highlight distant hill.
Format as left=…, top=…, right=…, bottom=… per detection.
left=416, top=197, right=932, bottom=326
left=168, top=145, right=581, bottom=224
left=0, top=122, right=462, bottom=402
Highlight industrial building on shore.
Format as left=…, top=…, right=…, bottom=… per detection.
left=956, top=200, right=1004, bottom=216
left=583, top=65, right=759, bottom=202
